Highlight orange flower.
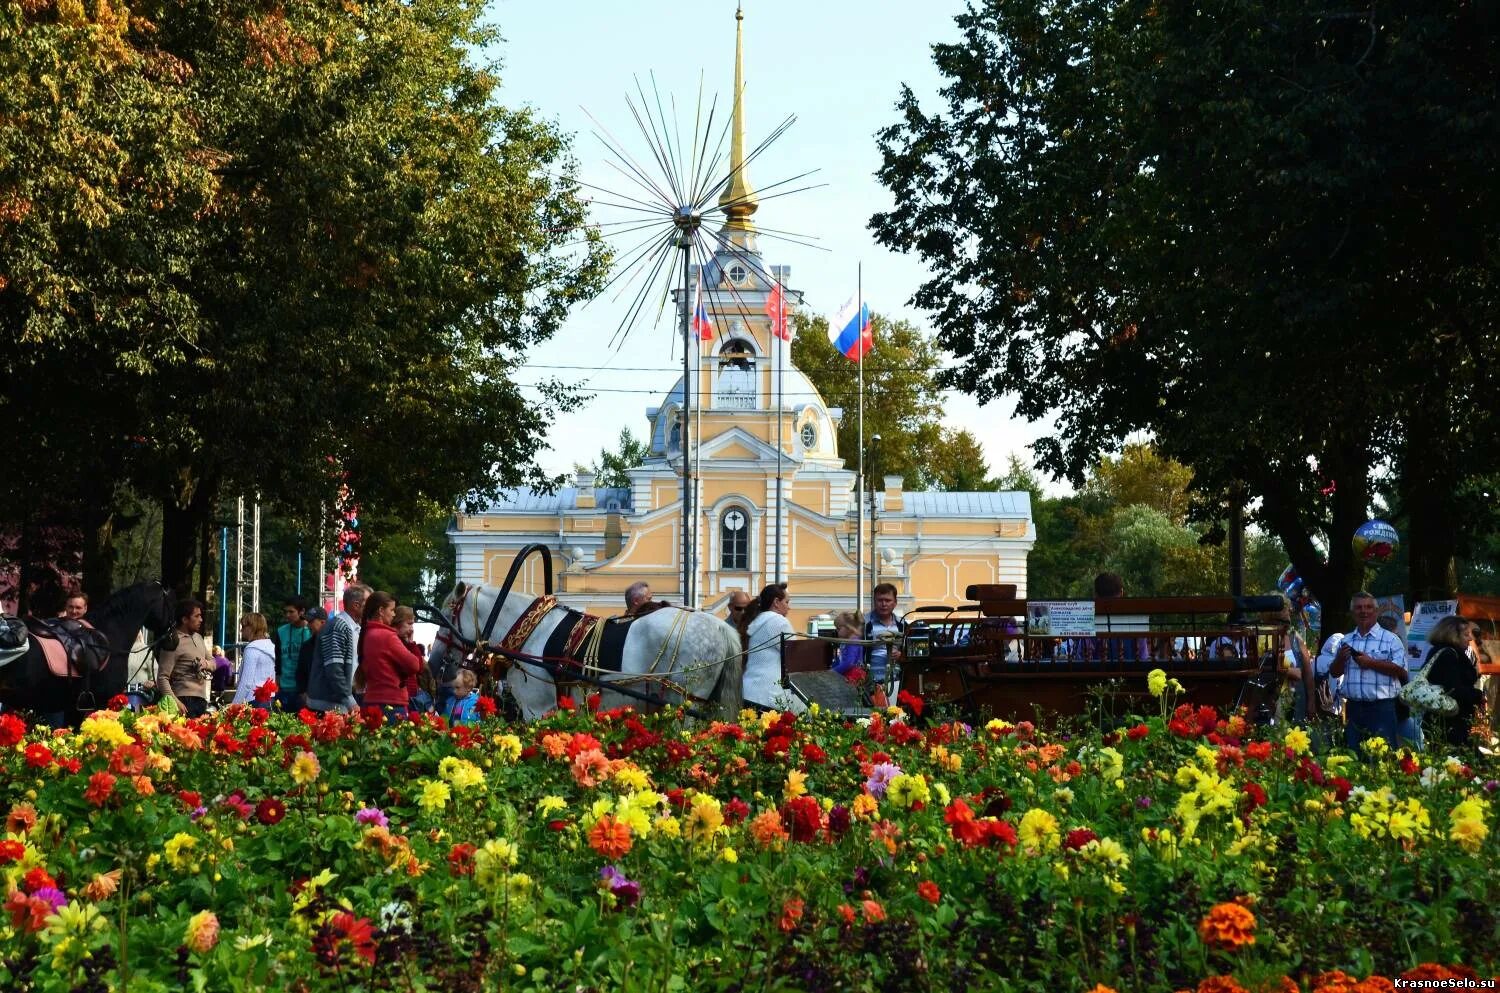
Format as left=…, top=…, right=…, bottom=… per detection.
left=571, top=749, right=611, bottom=788
left=749, top=810, right=790, bottom=849
left=917, top=880, right=941, bottom=904
left=1310, top=971, right=1360, bottom=993
left=5, top=802, right=37, bottom=836
left=1198, top=902, right=1257, bottom=950
left=587, top=814, right=632, bottom=859
left=778, top=897, right=804, bottom=933
left=1197, top=978, right=1250, bottom=993
left=1400, top=964, right=1479, bottom=983
left=1086, top=986, right=1121, bottom=993
left=1349, top=980, right=1395, bottom=993
left=81, top=869, right=123, bottom=902
left=837, top=903, right=857, bottom=925
left=539, top=732, right=569, bottom=760
left=860, top=899, right=886, bottom=923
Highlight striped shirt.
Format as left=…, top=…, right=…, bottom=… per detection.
left=1339, top=625, right=1406, bottom=701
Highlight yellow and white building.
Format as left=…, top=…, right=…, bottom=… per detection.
left=448, top=9, right=1034, bottom=629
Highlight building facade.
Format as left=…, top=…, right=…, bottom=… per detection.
left=448, top=8, right=1034, bottom=629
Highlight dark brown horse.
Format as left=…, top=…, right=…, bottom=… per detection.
left=0, top=581, right=176, bottom=725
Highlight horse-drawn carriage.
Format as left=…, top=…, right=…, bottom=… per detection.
left=781, top=585, right=1289, bottom=721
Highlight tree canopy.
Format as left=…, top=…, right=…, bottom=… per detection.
left=791, top=311, right=990, bottom=491
left=873, top=2, right=1500, bottom=628
left=0, top=0, right=607, bottom=595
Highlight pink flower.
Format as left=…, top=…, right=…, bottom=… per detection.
left=185, top=910, right=219, bottom=952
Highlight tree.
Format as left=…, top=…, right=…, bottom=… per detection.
left=790, top=311, right=946, bottom=489
left=1, top=0, right=609, bottom=593
left=873, top=3, right=1500, bottom=630
left=591, top=428, right=650, bottom=490
left=919, top=428, right=992, bottom=492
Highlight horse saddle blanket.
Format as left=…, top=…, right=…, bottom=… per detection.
left=24, top=618, right=109, bottom=679
left=542, top=609, right=633, bottom=676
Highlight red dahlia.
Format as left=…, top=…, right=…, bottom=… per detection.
left=255, top=797, right=287, bottom=825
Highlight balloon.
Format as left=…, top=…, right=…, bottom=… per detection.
left=1302, top=602, right=1321, bottom=632
left=1276, top=566, right=1305, bottom=599
left=1352, top=519, right=1400, bottom=564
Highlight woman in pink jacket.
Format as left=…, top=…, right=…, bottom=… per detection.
left=359, top=592, right=421, bottom=719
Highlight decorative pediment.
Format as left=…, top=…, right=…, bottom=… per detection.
left=695, top=426, right=799, bottom=466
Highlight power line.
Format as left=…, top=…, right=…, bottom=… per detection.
left=513, top=382, right=973, bottom=397
left=514, top=360, right=955, bottom=375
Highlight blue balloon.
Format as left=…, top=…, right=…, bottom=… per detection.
left=1353, top=520, right=1400, bottom=563
left=1277, top=565, right=1305, bottom=598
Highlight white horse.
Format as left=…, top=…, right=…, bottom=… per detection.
left=428, top=582, right=744, bottom=720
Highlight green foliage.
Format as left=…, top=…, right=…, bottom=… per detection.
left=591, top=428, right=650, bottom=490
left=0, top=0, right=609, bottom=589
left=356, top=503, right=457, bottom=608
left=791, top=311, right=947, bottom=489
left=872, top=2, right=1500, bottom=623
left=918, top=427, right=992, bottom=492
left=1003, top=448, right=1285, bottom=599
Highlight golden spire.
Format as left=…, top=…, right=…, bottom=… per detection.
left=718, top=2, right=757, bottom=234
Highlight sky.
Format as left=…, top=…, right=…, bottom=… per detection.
left=488, top=0, right=1060, bottom=490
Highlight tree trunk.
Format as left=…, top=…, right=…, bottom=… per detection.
left=160, top=476, right=217, bottom=596
left=80, top=504, right=119, bottom=602
left=1252, top=449, right=1369, bottom=638
left=196, top=514, right=212, bottom=605
left=1402, top=409, right=1460, bottom=602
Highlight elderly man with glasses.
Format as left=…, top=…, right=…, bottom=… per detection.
left=725, top=590, right=752, bottom=622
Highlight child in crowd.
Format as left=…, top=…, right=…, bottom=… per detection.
left=445, top=669, right=479, bottom=725
left=831, top=611, right=864, bottom=675
left=211, top=646, right=234, bottom=697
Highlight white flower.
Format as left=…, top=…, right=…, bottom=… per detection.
left=379, top=900, right=414, bottom=935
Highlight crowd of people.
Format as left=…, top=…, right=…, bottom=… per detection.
left=102, top=573, right=1493, bottom=754
left=133, top=586, right=479, bottom=724
left=1310, top=592, right=1490, bottom=752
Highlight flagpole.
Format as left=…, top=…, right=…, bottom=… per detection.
left=855, top=263, right=864, bottom=618
left=693, top=272, right=702, bottom=611
left=774, top=274, right=784, bottom=585
left=680, top=239, right=693, bottom=609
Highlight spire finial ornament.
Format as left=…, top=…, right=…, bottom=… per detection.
left=718, top=2, right=758, bottom=234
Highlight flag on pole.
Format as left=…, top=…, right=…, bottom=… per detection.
left=765, top=281, right=792, bottom=342
left=691, top=280, right=714, bottom=341
left=828, top=296, right=872, bottom=360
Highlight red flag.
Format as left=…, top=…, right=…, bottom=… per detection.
left=765, top=281, right=791, bottom=342
left=692, top=281, right=714, bottom=341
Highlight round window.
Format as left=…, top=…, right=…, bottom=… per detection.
left=724, top=509, right=746, bottom=531
left=800, top=423, right=817, bottom=449
left=726, top=264, right=748, bottom=285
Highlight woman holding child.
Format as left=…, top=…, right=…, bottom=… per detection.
left=358, top=592, right=422, bottom=720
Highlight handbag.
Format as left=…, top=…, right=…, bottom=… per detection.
left=1398, top=648, right=1459, bottom=715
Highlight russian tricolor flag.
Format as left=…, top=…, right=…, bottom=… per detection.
left=691, top=281, right=714, bottom=341
left=828, top=296, right=872, bottom=360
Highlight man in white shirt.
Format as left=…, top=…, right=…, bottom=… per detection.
left=1329, top=591, right=1407, bottom=750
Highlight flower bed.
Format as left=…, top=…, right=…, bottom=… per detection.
left=1, top=693, right=1496, bottom=992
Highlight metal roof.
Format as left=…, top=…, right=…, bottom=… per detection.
left=893, top=490, right=1032, bottom=518
left=481, top=487, right=633, bottom=514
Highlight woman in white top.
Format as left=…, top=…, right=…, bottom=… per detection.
left=737, top=584, right=804, bottom=713
left=230, top=612, right=278, bottom=707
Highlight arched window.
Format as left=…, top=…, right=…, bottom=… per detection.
left=715, top=338, right=756, bottom=410
left=667, top=411, right=681, bottom=452
left=720, top=507, right=749, bottom=571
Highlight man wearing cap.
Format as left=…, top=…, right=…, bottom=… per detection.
left=275, top=596, right=312, bottom=713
